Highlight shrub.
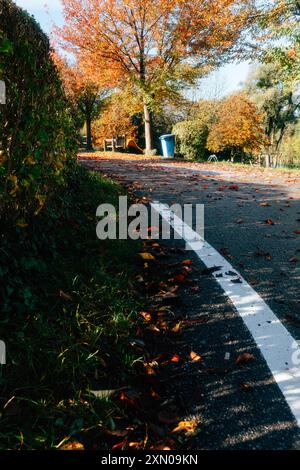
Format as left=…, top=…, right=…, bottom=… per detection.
left=0, top=0, right=76, bottom=226
left=172, top=119, right=210, bottom=160
left=172, top=100, right=218, bottom=160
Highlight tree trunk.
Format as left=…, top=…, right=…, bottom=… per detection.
left=86, top=112, right=93, bottom=151
left=143, top=102, right=153, bottom=155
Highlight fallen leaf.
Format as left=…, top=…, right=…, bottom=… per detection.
left=139, top=311, right=152, bottom=322
left=235, top=352, right=255, bottom=365
left=144, top=364, right=156, bottom=375
left=151, top=444, right=172, bottom=450
left=181, top=259, right=193, bottom=266
left=147, top=324, right=160, bottom=333
left=173, top=273, right=187, bottom=283
left=260, top=202, right=270, bottom=207
left=190, top=351, right=202, bottom=362
left=112, top=440, right=127, bottom=450
left=172, top=419, right=198, bottom=435
left=129, top=442, right=142, bottom=448
left=60, top=441, right=85, bottom=451
left=170, top=354, right=180, bottom=363
left=139, top=252, right=155, bottom=260
left=171, top=322, right=183, bottom=333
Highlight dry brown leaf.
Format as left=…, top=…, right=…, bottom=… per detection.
left=235, top=352, right=255, bottom=365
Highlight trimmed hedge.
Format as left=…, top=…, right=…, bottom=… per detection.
left=0, top=0, right=76, bottom=226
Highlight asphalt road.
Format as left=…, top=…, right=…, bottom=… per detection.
left=80, top=155, right=300, bottom=449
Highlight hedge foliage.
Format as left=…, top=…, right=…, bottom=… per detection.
left=0, top=0, right=76, bottom=226
left=172, top=119, right=210, bottom=160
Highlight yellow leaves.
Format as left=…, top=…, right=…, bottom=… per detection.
left=207, top=92, right=267, bottom=156
left=172, top=419, right=199, bottom=435
left=139, top=252, right=155, bottom=261
left=24, top=156, right=36, bottom=166
left=171, top=321, right=183, bottom=333
left=34, top=194, right=46, bottom=216
left=60, top=441, right=85, bottom=450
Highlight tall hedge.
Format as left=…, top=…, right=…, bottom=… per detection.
left=0, top=0, right=76, bottom=225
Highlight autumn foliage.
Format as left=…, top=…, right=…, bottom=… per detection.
left=56, top=0, right=256, bottom=152
left=207, top=93, right=268, bottom=159
left=92, top=92, right=140, bottom=148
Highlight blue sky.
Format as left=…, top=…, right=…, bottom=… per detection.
left=15, top=0, right=251, bottom=98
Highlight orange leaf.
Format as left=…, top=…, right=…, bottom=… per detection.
left=170, top=354, right=180, bottom=363
left=139, top=311, right=152, bottom=322
left=182, top=259, right=193, bottom=266
left=171, top=322, right=182, bottom=333
left=139, top=252, right=155, bottom=260
left=172, top=419, right=198, bottom=435
left=60, top=441, right=85, bottom=451
left=265, top=219, right=275, bottom=225
left=190, top=351, right=202, bottom=362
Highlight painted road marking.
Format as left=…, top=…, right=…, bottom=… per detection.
left=151, top=201, right=300, bottom=427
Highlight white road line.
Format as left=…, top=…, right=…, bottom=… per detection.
left=151, top=201, right=300, bottom=427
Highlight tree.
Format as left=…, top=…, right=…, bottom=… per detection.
left=281, top=119, right=300, bottom=166
left=92, top=89, right=142, bottom=148
left=247, top=63, right=300, bottom=153
left=173, top=100, right=218, bottom=160
left=260, top=0, right=300, bottom=84
left=56, top=0, right=257, bottom=154
left=54, top=54, right=108, bottom=150
left=207, top=92, right=267, bottom=161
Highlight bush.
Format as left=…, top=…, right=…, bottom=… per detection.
left=0, top=0, right=76, bottom=226
left=172, top=119, right=210, bottom=160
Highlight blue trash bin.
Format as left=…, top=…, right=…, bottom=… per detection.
left=159, top=134, right=175, bottom=158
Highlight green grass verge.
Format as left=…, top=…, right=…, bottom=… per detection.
left=0, top=164, right=141, bottom=449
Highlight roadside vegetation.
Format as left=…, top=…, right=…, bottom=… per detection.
left=0, top=1, right=140, bottom=449
left=0, top=165, right=142, bottom=449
